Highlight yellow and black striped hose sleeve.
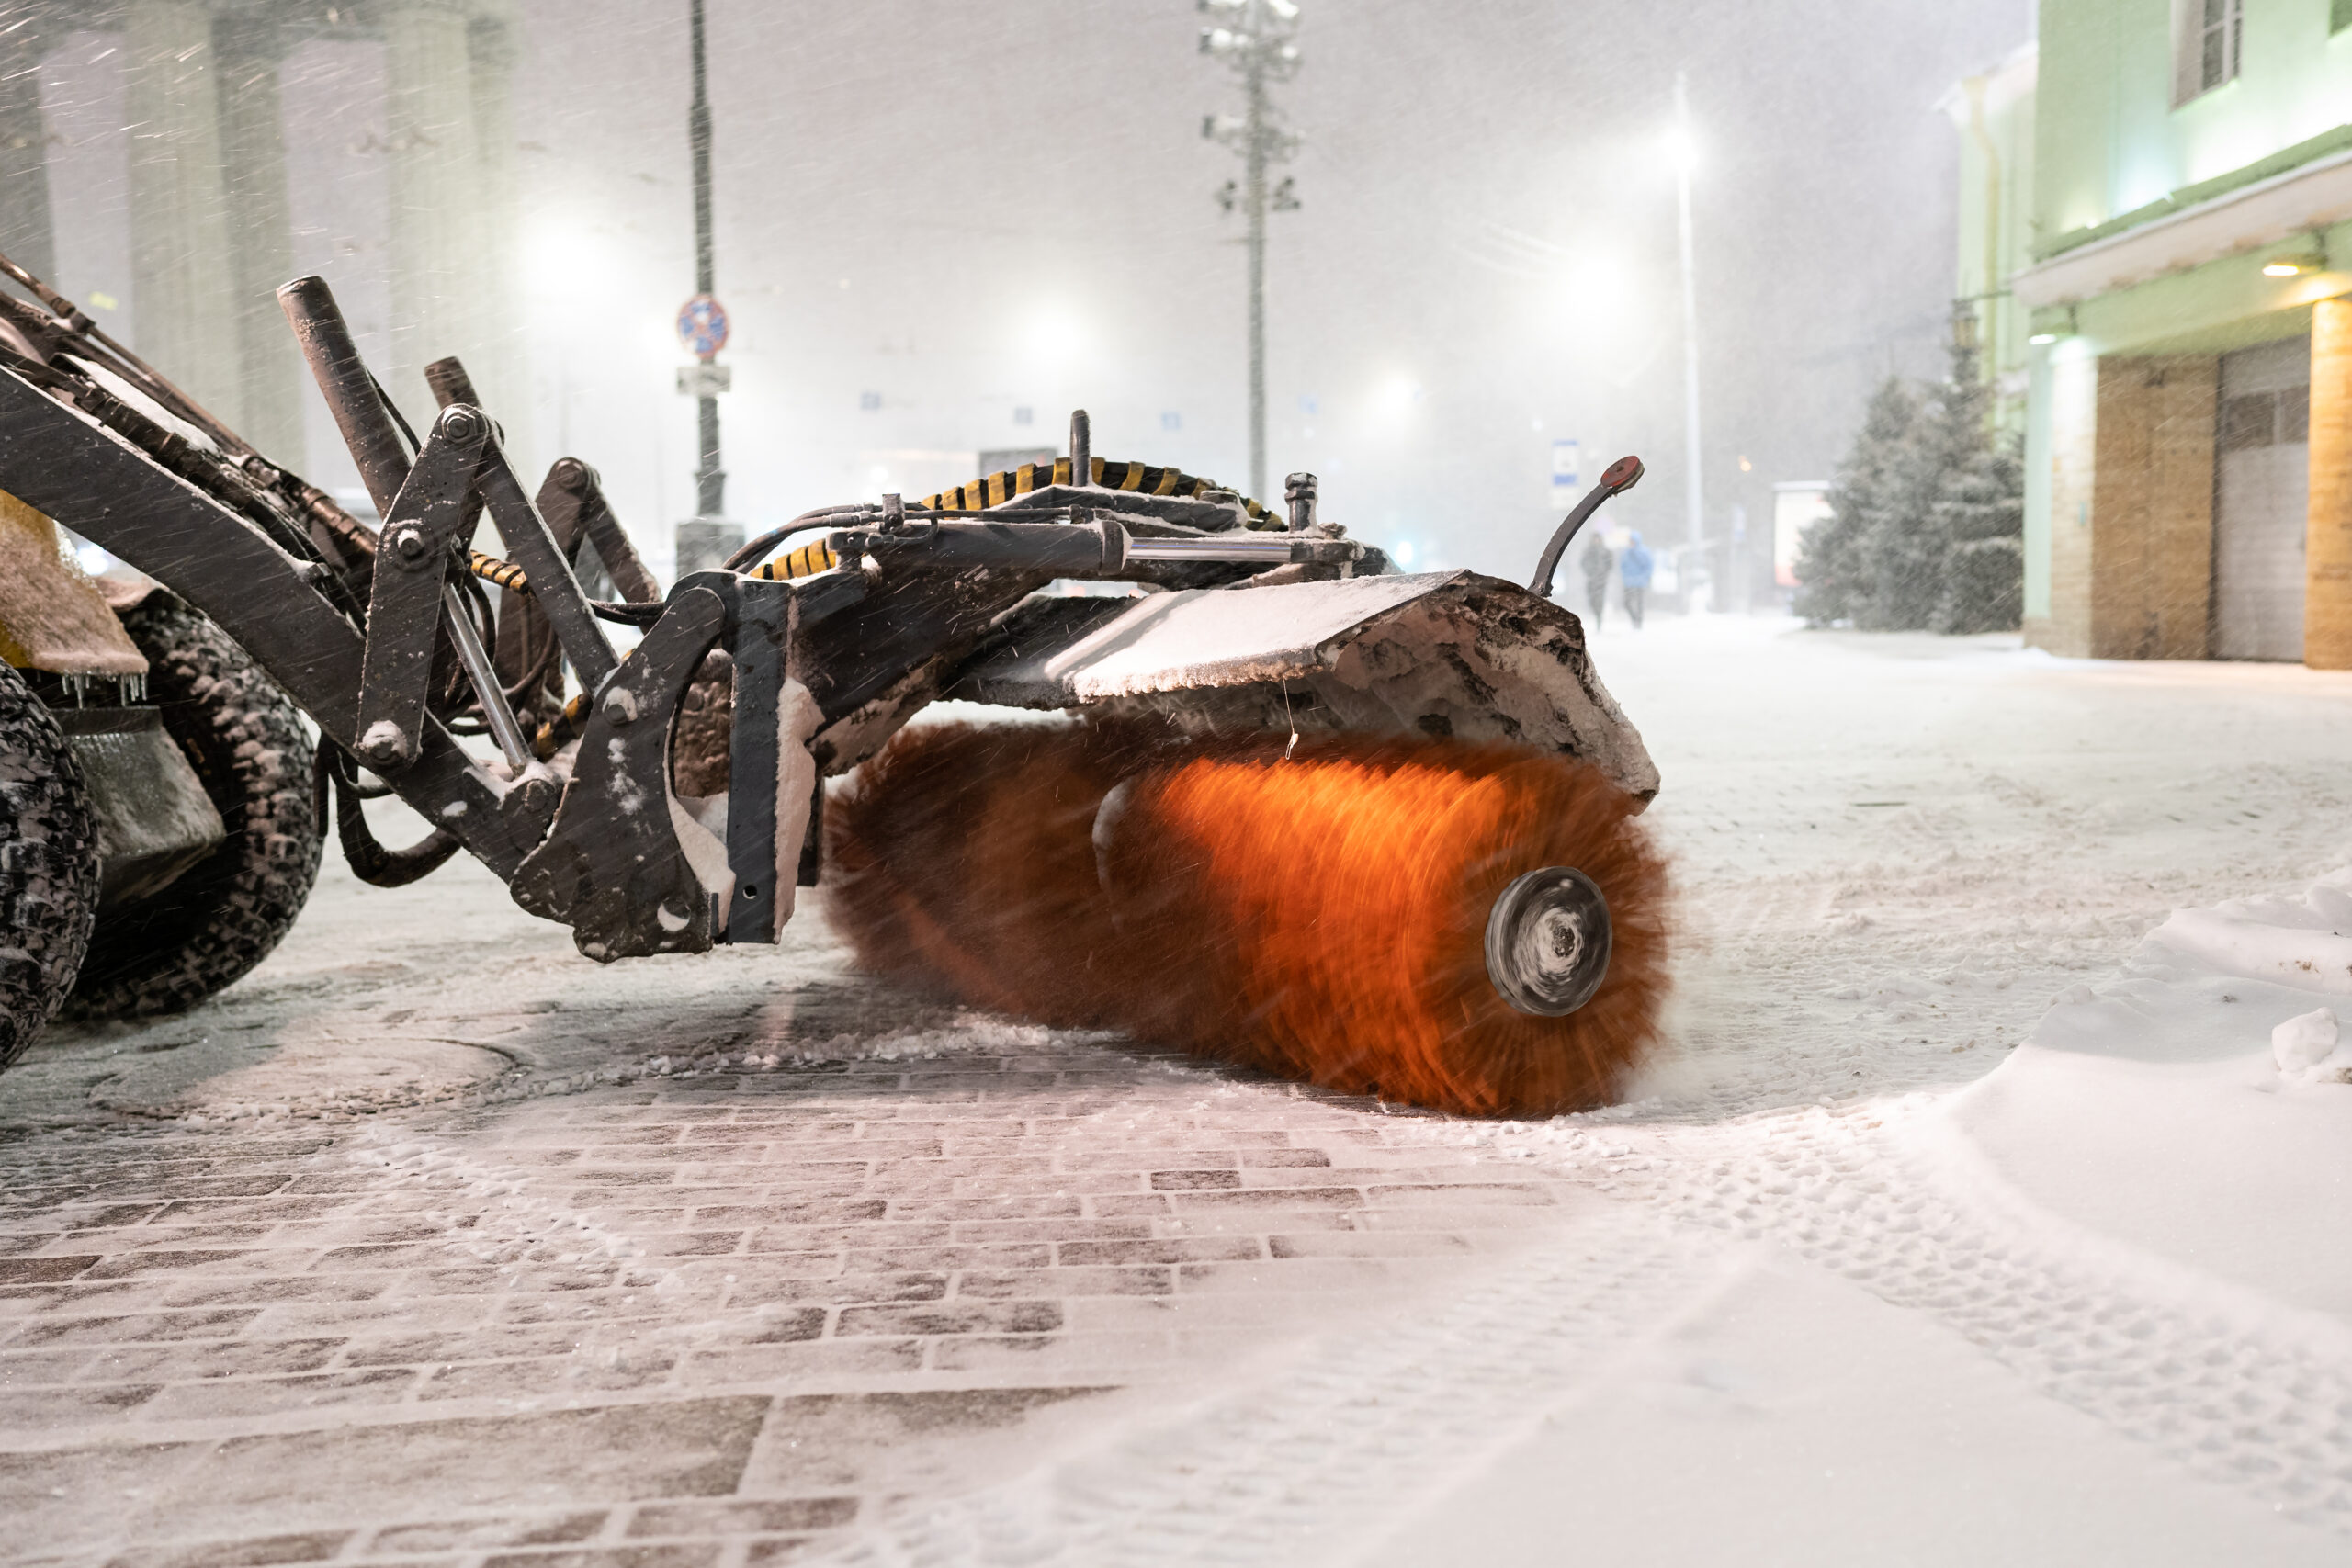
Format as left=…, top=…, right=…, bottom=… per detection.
left=918, top=457, right=1276, bottom=526
left=469, top=552, right=531, bottom=593
left=752, top=537, right=838, bottom=581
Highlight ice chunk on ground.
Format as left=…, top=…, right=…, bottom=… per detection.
left=2273, top=1007, right=2340, bottom=1075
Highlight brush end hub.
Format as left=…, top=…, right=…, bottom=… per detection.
left=1486, top=866, right=1611, bottom=1017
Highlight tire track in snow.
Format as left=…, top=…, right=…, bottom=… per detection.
left=1575, top=1102, right=2352, bottom=1532
left=806, top=1201, right=1730, bottom=1567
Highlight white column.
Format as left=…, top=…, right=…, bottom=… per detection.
left=465, top=2, right=526, bottom=452
left=125, top=0, right=242, bottom=424
left=383, top=0, right=482, bottom=429
left=214, top=9, right=304, bottom=463
left=0, top=17, right=56, bottom=283
left=2306, top=299, right=2352, bottom=669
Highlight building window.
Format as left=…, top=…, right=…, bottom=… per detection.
left=2220, top=386, right=2307, bottom=450
left=2174, top=0, right=2244, bottom=106
left=2201, top=0, right=2243, bottom=89
left=2222, top=392, right=2276, bottom=451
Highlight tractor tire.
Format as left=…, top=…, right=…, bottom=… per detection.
left=63, top=595, right=322, bottom=1021
left=0, top=660, right=99, bottom=1070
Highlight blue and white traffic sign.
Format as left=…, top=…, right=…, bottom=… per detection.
left=676, top=294, right=729, bottom=359
left=1549, top=438, right=1581, bottom=507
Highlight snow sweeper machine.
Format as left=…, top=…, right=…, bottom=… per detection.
left=0, top=259, right=1668, bottom=1117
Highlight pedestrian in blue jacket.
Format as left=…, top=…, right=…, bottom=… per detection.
left=1619, top=531, right=1655, bottom=629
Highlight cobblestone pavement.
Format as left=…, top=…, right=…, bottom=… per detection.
left=1, top=911, right=1595, bottom=1567
left=13, top=624, right=2352, bottom=1564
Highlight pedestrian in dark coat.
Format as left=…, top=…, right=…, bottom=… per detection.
left=1580, top=532, right=1611, bottom=626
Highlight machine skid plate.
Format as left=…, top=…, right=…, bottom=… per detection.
left=952, top=570, right=1659, bottom=802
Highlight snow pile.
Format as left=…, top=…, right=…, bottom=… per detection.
left=2154, top=876, right=2352, bottom=998
left=2136, top=874, right=2352, bottom=1084
left=1942, top=864, right=2352, bottom=1326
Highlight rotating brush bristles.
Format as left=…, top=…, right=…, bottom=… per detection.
left=827, top=720, right=1669, bottom=1117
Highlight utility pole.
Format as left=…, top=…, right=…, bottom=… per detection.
left=1202, top=0, right=1300, bottom=502
left=688, top=0, right=723, bottom=519
left=1672, top=71, right=1705, bottom=607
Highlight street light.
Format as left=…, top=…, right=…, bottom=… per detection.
left=1670, top=71, right=1705, bottom=611
left=673, top=0, right=738, bottom=578
left=1201, top=0, right=1302, bottom=503
left=1664, top=124, right=1699, bottom=176
left=2264, top=238, right=2327, bottom=277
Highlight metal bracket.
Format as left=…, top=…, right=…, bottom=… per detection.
left=653, top=569, right=808, bottom=946
left=540, top=457, right=660, bottom=605
left=353, top=403, right=624, bottom=773
left=507, top=586, right=728, bottom=962
left=472, top=428, right=620, bottom=696
left=721, top=572, right=790, bottom=942
left=353, top=407, right=488, bottom=769
left=490, top=458, right=654, bottom=713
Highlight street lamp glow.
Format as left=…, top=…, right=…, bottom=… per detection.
left=526, top=222, right=620, bottom=309
left=1664, top=124, right=1700, bottom=175
left=1557, top=254, right=1632, bottom=319
left=1023, top=304, right=1084, bottom=367
left=2261, top=240, right=2325, bottom=277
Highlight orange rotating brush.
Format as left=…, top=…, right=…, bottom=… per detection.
left=827, top=720, right=1668, bottom=1117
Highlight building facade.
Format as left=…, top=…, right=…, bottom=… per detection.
left=1944, top=41, right=2039, bottom=439
left=1968, top=0, right=2352, bottom=664
left=0, top=0, right=523, bottom=468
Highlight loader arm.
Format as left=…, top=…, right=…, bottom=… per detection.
left=0, top=365, right=541, bottom=877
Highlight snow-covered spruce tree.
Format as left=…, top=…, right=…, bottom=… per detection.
left=1858, top=317, right=1986, bottom=629
left=1794, top=375, right=1916, bottom=625
left=1802, top=310, right=2023, bottom=633
left=1933, top=434, right=2024, bottom=633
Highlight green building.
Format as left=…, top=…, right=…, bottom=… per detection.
left=1960, top=0, right=2352, bottom=664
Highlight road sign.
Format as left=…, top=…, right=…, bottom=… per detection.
left=676, top=363, right=732, bottom=397
left=1772, top=481, right=1833, bottom=589
left=676, top=294, right=729, bottom=358
left=1549, top=438, right=1581, bottom=508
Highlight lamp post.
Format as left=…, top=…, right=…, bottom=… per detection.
left=1670, top=71, right=1705, bottom=609
left=673, top=0, right=736, bottom=575
left=1201, top=0, right=1301, bottom=503
left=690, top=0, right=721, bottom=517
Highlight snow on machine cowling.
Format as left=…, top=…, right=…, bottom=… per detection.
left=829, top=720, right=1669, bottom=1118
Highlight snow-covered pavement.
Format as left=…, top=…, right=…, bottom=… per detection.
left=9, top=615, right=2352, bottom=1565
